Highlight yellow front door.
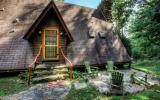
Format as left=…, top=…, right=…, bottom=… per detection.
left=42, top=28, right=59, bottom=60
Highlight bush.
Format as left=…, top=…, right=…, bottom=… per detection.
left=72, top=70, right=84, bottom=79
left=18, top=71, right=28, bottom=82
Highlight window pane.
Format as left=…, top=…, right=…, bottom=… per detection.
left=45, top=30, right=57, bottom=45
left=45, top=36, right=57, bottom=45
left=45, top=46, right=57, bottom=58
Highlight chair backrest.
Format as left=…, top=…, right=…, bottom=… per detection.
left=106, top=61, right=114, bottom=72
left=84, top=61, right=92, bottom=74
left=112, top=71, right=124, bottom=85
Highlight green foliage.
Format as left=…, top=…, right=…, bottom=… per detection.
left=111, top=0, right=136, bottom=35
left=132, top=60, right=160, bottom=76
left=129, top=0, right=160, bottom=59
left=64, top=84, right=106, bottom=100
left=99, top=0, right=135, bottom=56
left=0, top=76, right=30, bottom=96
left=18, top=71, right=28, bottom=82
left=72, top=70, right=84, bottom=79
left=99, top=0, right=160, bottom=59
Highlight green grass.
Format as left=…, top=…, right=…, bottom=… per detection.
left=0, top=75, right=30, bottom=96
left=64, top=84, right=103, bottom=100
left=132, top=60, right=160, bottom=76
left=64, top=83, right=160, bottom=100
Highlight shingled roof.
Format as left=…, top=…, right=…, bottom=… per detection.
left=0, top=0, right=131, bottom=71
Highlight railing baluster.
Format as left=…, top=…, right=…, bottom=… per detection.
left=59, top=47, right=73, bottom=81
left=28, top=45, right=42, bottom=85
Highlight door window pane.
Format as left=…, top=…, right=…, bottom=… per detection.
left=45, top=30, right=57, bottom=45
left=45, top=46, right=57, bottom=58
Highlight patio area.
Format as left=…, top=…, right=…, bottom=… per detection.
left=1, top=69, right=160, bottom=100
left=88, top=69, right=160, bottom=95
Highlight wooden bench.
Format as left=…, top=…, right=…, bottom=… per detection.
left=130, top=72, right=150, bottom=86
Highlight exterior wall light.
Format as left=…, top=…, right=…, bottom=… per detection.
left=60, top=32, right=63, bottom=36
left=39, top=31, right=42, bottom=35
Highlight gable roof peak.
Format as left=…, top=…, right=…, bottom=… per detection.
left=23, top=0, right=73, bottom=41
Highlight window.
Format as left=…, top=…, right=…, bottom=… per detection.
left=42, top=28, right=59, bottom=60
left=88, top=30, right=96, bottom=38
left=98, top=31, right=106, bottom=39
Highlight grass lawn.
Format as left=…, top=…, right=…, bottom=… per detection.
left=0, top=73, right=30, bottom=96
left=132, top=60, right=160, bottom=76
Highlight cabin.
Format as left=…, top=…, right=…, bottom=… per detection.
left=0, top=0, right=131, bottom=73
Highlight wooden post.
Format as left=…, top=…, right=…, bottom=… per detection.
left=28, top=65, right=32, bottom=85
left=130, top=72, right=136, bottom=83
left=70, top=63, right=72, bottom=81
left=145, top=74, right=147, bottom=82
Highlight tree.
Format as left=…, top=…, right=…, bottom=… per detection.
left=112, top=0, right=137, bottom=36
left=98, top=0, right=137, bottom=56
left=129, top=0, right=160, bottom=59
left=97, top=0, right=112, bottom=22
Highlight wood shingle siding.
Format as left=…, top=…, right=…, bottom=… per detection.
left=0, top=38, right=33, bottom=71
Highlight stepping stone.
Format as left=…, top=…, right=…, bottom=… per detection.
left=73, top=82, right=87, bottom=90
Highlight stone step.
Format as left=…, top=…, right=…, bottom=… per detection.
left=53, top=68, right=69, bottom=72
left=35, top=64, right=68, bottom=70
left=35, top=64, right=50, bottom=70
left=33, top=70, right=69, bottom=77
left=34, top=68, right=69, bottom=73
left=52, top=65, right=68, bottom=69
left=32, top=74, right=69, bottom=83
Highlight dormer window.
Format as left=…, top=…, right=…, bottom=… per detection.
left=98, top=31, right=106, bottom=39
left=88, top=30, right=96, bottom=38
left=0, top=8, right=4, bottom=11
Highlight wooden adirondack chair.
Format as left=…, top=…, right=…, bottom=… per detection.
left=84, top=61, right=92, bottom=74
left=110, top=71, right=124, bottom=95
left=106, top=61, right=117, bottom=73
left=106, top=61, right=114, bottom=73
left=84, top=61, right=98, bottom=77
left=106, top=61, right=118, bottom=81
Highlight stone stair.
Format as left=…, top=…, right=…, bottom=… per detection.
left=32, top=64, right=69, bottom=83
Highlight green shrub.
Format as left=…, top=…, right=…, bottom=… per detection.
left=18, top=71, right=28, bottom=82
left=72, top=70, right=84, bottom=79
